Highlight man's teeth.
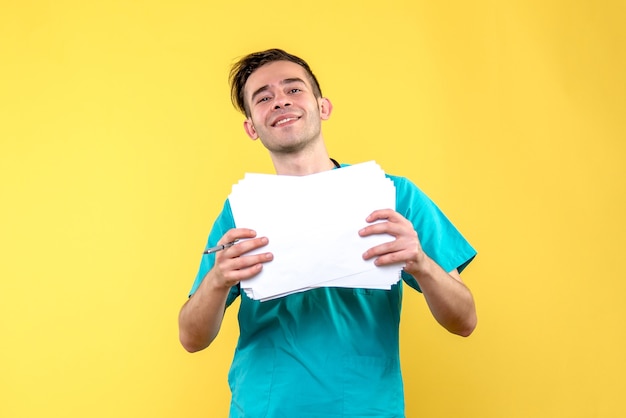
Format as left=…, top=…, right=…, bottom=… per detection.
left=275, top=117, right=296, bottom=126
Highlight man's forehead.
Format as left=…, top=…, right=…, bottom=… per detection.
left=244, top=61, right=310, bottom=94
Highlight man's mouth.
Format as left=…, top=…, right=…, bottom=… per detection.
left=272, top=116, right=300, bottom=127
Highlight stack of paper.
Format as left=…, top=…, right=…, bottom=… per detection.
left=228, top=161, right=403, bottom=301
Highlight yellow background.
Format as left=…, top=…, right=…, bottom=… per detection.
left=1, top=1, right=625, bottom=417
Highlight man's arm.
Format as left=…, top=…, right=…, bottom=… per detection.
left=178, top=229, right=273, bottom=352
left=404, top=262, right=476, bottom=337
left=360, top=209, right=477, bottom=337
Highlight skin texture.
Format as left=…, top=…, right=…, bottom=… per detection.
left=178, top=60, right=476, bottom=353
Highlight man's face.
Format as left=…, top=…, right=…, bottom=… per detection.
left=242, top=60, right=331, bottom=155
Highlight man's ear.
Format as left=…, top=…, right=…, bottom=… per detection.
left=243, top=119, right=258, bottom=140
left=319, top=98, right=333, bottom=120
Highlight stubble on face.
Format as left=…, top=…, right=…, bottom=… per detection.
left=256, top=116, right=322, bottom=155
left=244, top=61, right=324, bottom=156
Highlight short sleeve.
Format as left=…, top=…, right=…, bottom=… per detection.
left=188, top=200, right=241, bottom=307
left=389, top=175, right=477, bottom=292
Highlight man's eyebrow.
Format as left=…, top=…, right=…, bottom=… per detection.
left=281, top=77, right=306, bottom=86
left=250, top=85, right=270, bottom=103
left=250, top=78, right=307, bottom=102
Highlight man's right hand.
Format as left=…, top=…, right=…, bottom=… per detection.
left=210, top=228, right=273, bottom=289
left=179, top=228, right=272, bottom=352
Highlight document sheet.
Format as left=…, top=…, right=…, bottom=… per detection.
left=228, top=161, right=403, bottom=301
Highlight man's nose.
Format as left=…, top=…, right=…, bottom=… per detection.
left=273, top=92, right=291, bottom=109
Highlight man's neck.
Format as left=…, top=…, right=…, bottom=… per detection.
left=271, top=149, right=335, bottom=176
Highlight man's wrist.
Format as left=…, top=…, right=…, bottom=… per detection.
left=403, top=252, right=431, bottom=279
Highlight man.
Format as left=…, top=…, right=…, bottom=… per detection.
left=179, top=48, right=477, bottom=417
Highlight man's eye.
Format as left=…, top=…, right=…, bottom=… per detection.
left=258, top=97, right=270, bottom=103
left=289, top=88, right=301, bottom=93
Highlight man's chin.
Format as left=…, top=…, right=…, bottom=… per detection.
left=261, top=140, right=308, bottom=155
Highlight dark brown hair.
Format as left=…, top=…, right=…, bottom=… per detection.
left=229, top=48, right=323, bottom=116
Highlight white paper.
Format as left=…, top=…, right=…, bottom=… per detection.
left=228, top=161, right=403, bottom=301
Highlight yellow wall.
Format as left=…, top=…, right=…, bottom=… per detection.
left=1, top=1, right=625, bottom=417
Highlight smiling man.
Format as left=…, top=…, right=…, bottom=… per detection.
left=178, top=49, right=477, bottom=418
left=243, top=62, right=331, bottom=159
left=241, top=58, right=334, bottom=175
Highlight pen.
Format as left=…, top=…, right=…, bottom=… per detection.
left=203, top=240, right=238, bottom=255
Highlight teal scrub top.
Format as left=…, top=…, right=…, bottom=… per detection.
left=189, top=172, right=476, bottom=418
